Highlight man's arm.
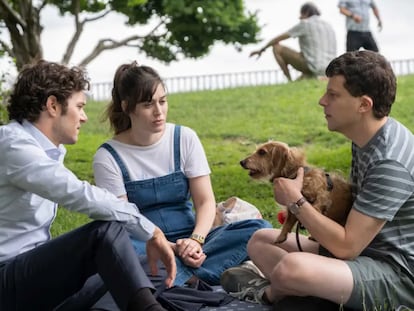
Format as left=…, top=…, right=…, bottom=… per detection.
left=339, top=6, right=362, bottom=23
left=250, top=33, right=290, bottom=58
left=272, top=167, right=392, bottom=260
left=1, top=131, right=155, bottom=241
left=372, top=5, right=382, bottom=31
left=295, top=201, right=386, bottom=259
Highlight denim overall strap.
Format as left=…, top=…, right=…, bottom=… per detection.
left=99, top=143, right=131, bottom=183
left=173, top=125, right=181, bottom=172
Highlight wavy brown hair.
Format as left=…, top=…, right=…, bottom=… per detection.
left=8, top=60, right=89, bottom=123
left=104, top=61, right=164, bottom=134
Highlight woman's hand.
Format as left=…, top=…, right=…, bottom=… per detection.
left=175, top=238, right=206, bottom=268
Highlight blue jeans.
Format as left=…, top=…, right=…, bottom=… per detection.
left=132, top=219, right=272, bottom=286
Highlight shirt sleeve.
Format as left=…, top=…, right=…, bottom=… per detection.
left=0, top=130, right=155, bottom=241
left=287, top=21, right=305, bottom=39
left=338, top=0, right=348, bottom=9
left=93, top=146, right=127, bottom=197
left=353, top=160, right=414, bottom=221
left=180, top=126, right=211, bottom=178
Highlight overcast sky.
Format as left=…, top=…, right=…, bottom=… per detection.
left=2, top=0, right=414, bottom=83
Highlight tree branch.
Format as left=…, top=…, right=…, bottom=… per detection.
left=61, top=4, right=111, bottom=64
left=61, top=0, right=82, bottom=64
left=78, top=19, right=167, bottom=67
left=78, top=35, right=144, bottom=67
left=39, top=0, right=48, bottom=11
left=84, top=10, right=111, bottom=23
left=0, top=0, right=27, bottom=28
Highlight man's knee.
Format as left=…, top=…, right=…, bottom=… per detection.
left=272, top=43, right=283, bottom=56
left=89, top=221, right=128, bottom=244
left=271, top=252, right=305, bottom=286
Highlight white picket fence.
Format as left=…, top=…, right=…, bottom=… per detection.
left=90, top=58, right=414, bottom=101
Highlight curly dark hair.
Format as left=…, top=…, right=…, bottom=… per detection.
left=8, top=60, right=90, bottom=123
left=325, top=51, right=396, bottom=119
left=105, top=61, right=164, bottom=134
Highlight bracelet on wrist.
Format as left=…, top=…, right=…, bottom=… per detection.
left=190, top=233, right=205, bottom=245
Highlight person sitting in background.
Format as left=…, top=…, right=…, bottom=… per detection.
left=221, top=51, right=414, bottom=310
left=0, top=60, right=175, bottom=311
left=338, top=0, right=382, bottom=52
left=93, top=61, right=272, bottom=287
left=249, top=2, right=336, bottom=81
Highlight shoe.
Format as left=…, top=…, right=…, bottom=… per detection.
left=240, top=260, right=265, bottom=278
left=220, top=264, right=270, bottom=304
left=229, top=277, right=270, bottom=304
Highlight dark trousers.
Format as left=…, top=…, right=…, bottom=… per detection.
left=346, top=30, right=379, bottom=52
left=0, top=221, right=153, bottom=311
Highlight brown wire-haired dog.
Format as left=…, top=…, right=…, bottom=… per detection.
left=240, top=141, right=353, bottom=244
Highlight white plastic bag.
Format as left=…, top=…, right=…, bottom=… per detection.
left=214, top=196, right=262, bottom=227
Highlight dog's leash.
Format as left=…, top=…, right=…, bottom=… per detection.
left=295, top=222, right=305, bottom=252
left=295, top=172, right=334, bottom=252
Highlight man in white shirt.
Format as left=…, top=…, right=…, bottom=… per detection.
left=249, top=2, right=336, bottom=81
left=0, top=60, right=176, bottom=311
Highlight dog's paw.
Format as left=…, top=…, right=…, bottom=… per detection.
left=274, top=234, right=288, bottom=244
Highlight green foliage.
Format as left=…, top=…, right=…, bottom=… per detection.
left=52, top=75, right=414, bottom=237
left=47, top=0, right=108, bottom=15
left=1, top=0, right=259, bottom=69
left=0, top=104, right=7, bottom=125
left=0, top=64, right=11, bottom=125
left=117, top=0, right=260, bottom=61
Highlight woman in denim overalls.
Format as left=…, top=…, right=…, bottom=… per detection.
left=93, top=62, right=272, bottom=286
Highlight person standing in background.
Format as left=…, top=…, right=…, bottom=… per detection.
left=338, top=0, right=382, bottom=52
left=249, top=2, right=336, bottom=82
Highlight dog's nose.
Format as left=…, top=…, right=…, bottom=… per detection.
left=240, top=159, right=246, bottom=168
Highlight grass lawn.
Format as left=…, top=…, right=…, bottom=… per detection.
left=53, top=74, right=414, bottom=237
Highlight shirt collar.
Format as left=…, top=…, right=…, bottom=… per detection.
left=21, top=120, right=66, bottom=161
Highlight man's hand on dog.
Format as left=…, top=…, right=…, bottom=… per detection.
left=273, top=167, right=305, bottom=206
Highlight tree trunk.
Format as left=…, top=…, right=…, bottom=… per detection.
left=0, top=0, right=43, bottom=70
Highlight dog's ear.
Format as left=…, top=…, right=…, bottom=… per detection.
left=269, top=143, right=290, bottom=178
left=290, top=147, right=306, bottom=165
left=280, top=146, right=306, bottom=178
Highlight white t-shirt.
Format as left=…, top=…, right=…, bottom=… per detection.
left=93, top=123, right=211, bottom=197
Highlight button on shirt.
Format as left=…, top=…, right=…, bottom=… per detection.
left=0, top=120, right=155, bottom=263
